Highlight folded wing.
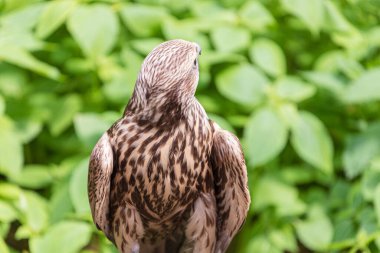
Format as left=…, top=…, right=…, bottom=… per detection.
left=88, top=133, right=114, bottom=241
left=210, top=123, right=251, bottom=253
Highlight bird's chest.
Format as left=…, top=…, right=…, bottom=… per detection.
left=111, top=119, right=213, bottom=221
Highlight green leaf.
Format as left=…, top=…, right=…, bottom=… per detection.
left=120, top=4, right=168, bottom=37
left=0, top=183, right=22, bottom=200
left=36, top=0, right=77, bottom=38
left=0, top=28, right=44, bottom=51
left=14, top=119, right=42, bottom=143
left=191, top=1, right=237, bottom=27
left=102, top=69, right=137, bottom=105
left=15, top=225, right=34, bottom=240
left=9, top=165, right=53, bottom=189
left=103, top=72, right=134, bottom=104
left=74, top=112, right=118, bottom=148
left=0, top=2, right=44, bottom=30
left=69, top=159, right=90, bottom=215
left=28, top=93, right=56, bottom=123
left=322, top=0, right=353, bottom=33
left=118, top=48, right=144, bottom=91
left=0, top=66, right=27, bottom=99
left=302, top=71, right=345, bottom=96
left=359, top=206, right=377, bottom=234
left=245, top=235, right=282, bottom=253
left=0, top=200, right=17, bottom=223
left=0, top=236, right=10, bottom=253
left=215, top=63, right=268, bottom=106
left=375, top=185, right=380, bottom=226
left=281, top=0, right=324, bottom=35
left=17, top=191, right=49, bottom=233
left=0, top=116, right=23, bottom=176
left=295, top=205, right=333, bottom=251
left=121, top=47, right=144, bottom=71
left=130, top=38, right=164, bottom=55
left=67, top=4, right=119, bottom=59
left=275, top=76, right=316, bottom=102
left=314, top=50, right=363, bottom=79
left=239, top=1, right=275, bottom=31
left=226, top=115, right=249, bottom=128
left=253, top=176, right=306, bottom=216
left=343, top=68, right=380, bottom=104
left=201, top=51, right=245, bottom=66
left=329, top=180, right=350, bottom=209
left=0, top=45, right=61, bottom=80
left=348, top=183, right=365, bottom=212
left=244, top=107, right=288, bottom=167
left=250, top=38, right=286, bottom=77
left=343, top=123, right=380, bottom=179
left=333, top=219, right=355, bottom=242
left=368, top=27, right=380, bottom=48
left=1, top=0, right=29, bottom=12
left=100, top=236, right=119, bottom=253
left=196, top=95, right=216, bottom=113
left=30, top=221, right=92, bottom=253
left=361, top=167, right=380, bottom=201
left=0, top=95, right=4, bottom=116
left=49, top=181, right=73, bottom=224
left=65, top=57, right=94, bottom=74
left=96, top=56, right=123, bottom=82
left=211, top=26, right=250, bottom=53
left=208, top=114, right=235, bottom=134
left=47, top=95, right=81, bottom=136
left=268, top=226, right=297, bottom=252
left=0, top=222, right=10, bottom=238
left=279, top=165, right=315, bottom=185
left=290, top=111, right=333, bottom=173
left=162, top=18, right=199, bottom=41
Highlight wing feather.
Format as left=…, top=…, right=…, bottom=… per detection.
left=210, top=123, right=251, bottom=253
left=88, top=133, right=114, bottom=241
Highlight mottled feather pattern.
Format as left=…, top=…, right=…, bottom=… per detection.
left=88, top=133, right=114, bottom=241
left=88, top=39, right=250, bottom=253
left=210, top=126, right=251, bottom=253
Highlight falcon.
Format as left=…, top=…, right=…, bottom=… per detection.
left=88, top=39, right=250, bottom=253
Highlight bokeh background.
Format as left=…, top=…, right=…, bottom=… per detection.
left=1, top=0, right=380, bottom=252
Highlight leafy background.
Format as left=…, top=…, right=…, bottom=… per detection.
left=0, top=0, right=380, bottom=252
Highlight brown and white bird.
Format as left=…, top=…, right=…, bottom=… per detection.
left=88, top=39, right=250, bottom=253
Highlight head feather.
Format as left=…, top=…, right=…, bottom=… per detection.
left=128, top=39, right=201, bottom=112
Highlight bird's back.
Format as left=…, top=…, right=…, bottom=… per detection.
left=107, top=101, right=214, bottom=240
left=88, top=40, right=250, bottom=253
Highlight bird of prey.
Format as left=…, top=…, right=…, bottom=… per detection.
left=88, top=39, right=250, bottom=253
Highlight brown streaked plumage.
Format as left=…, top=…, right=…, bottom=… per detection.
left=88, top=39, right=250, bottom=253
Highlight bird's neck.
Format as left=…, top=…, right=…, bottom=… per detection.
left=124, top=81, right=196, bottom=124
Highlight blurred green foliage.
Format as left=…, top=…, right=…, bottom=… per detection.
left=0, top=0, right=380, bottom=252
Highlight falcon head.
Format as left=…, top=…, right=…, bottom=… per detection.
left=137, top=39, right=202, bottom=96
